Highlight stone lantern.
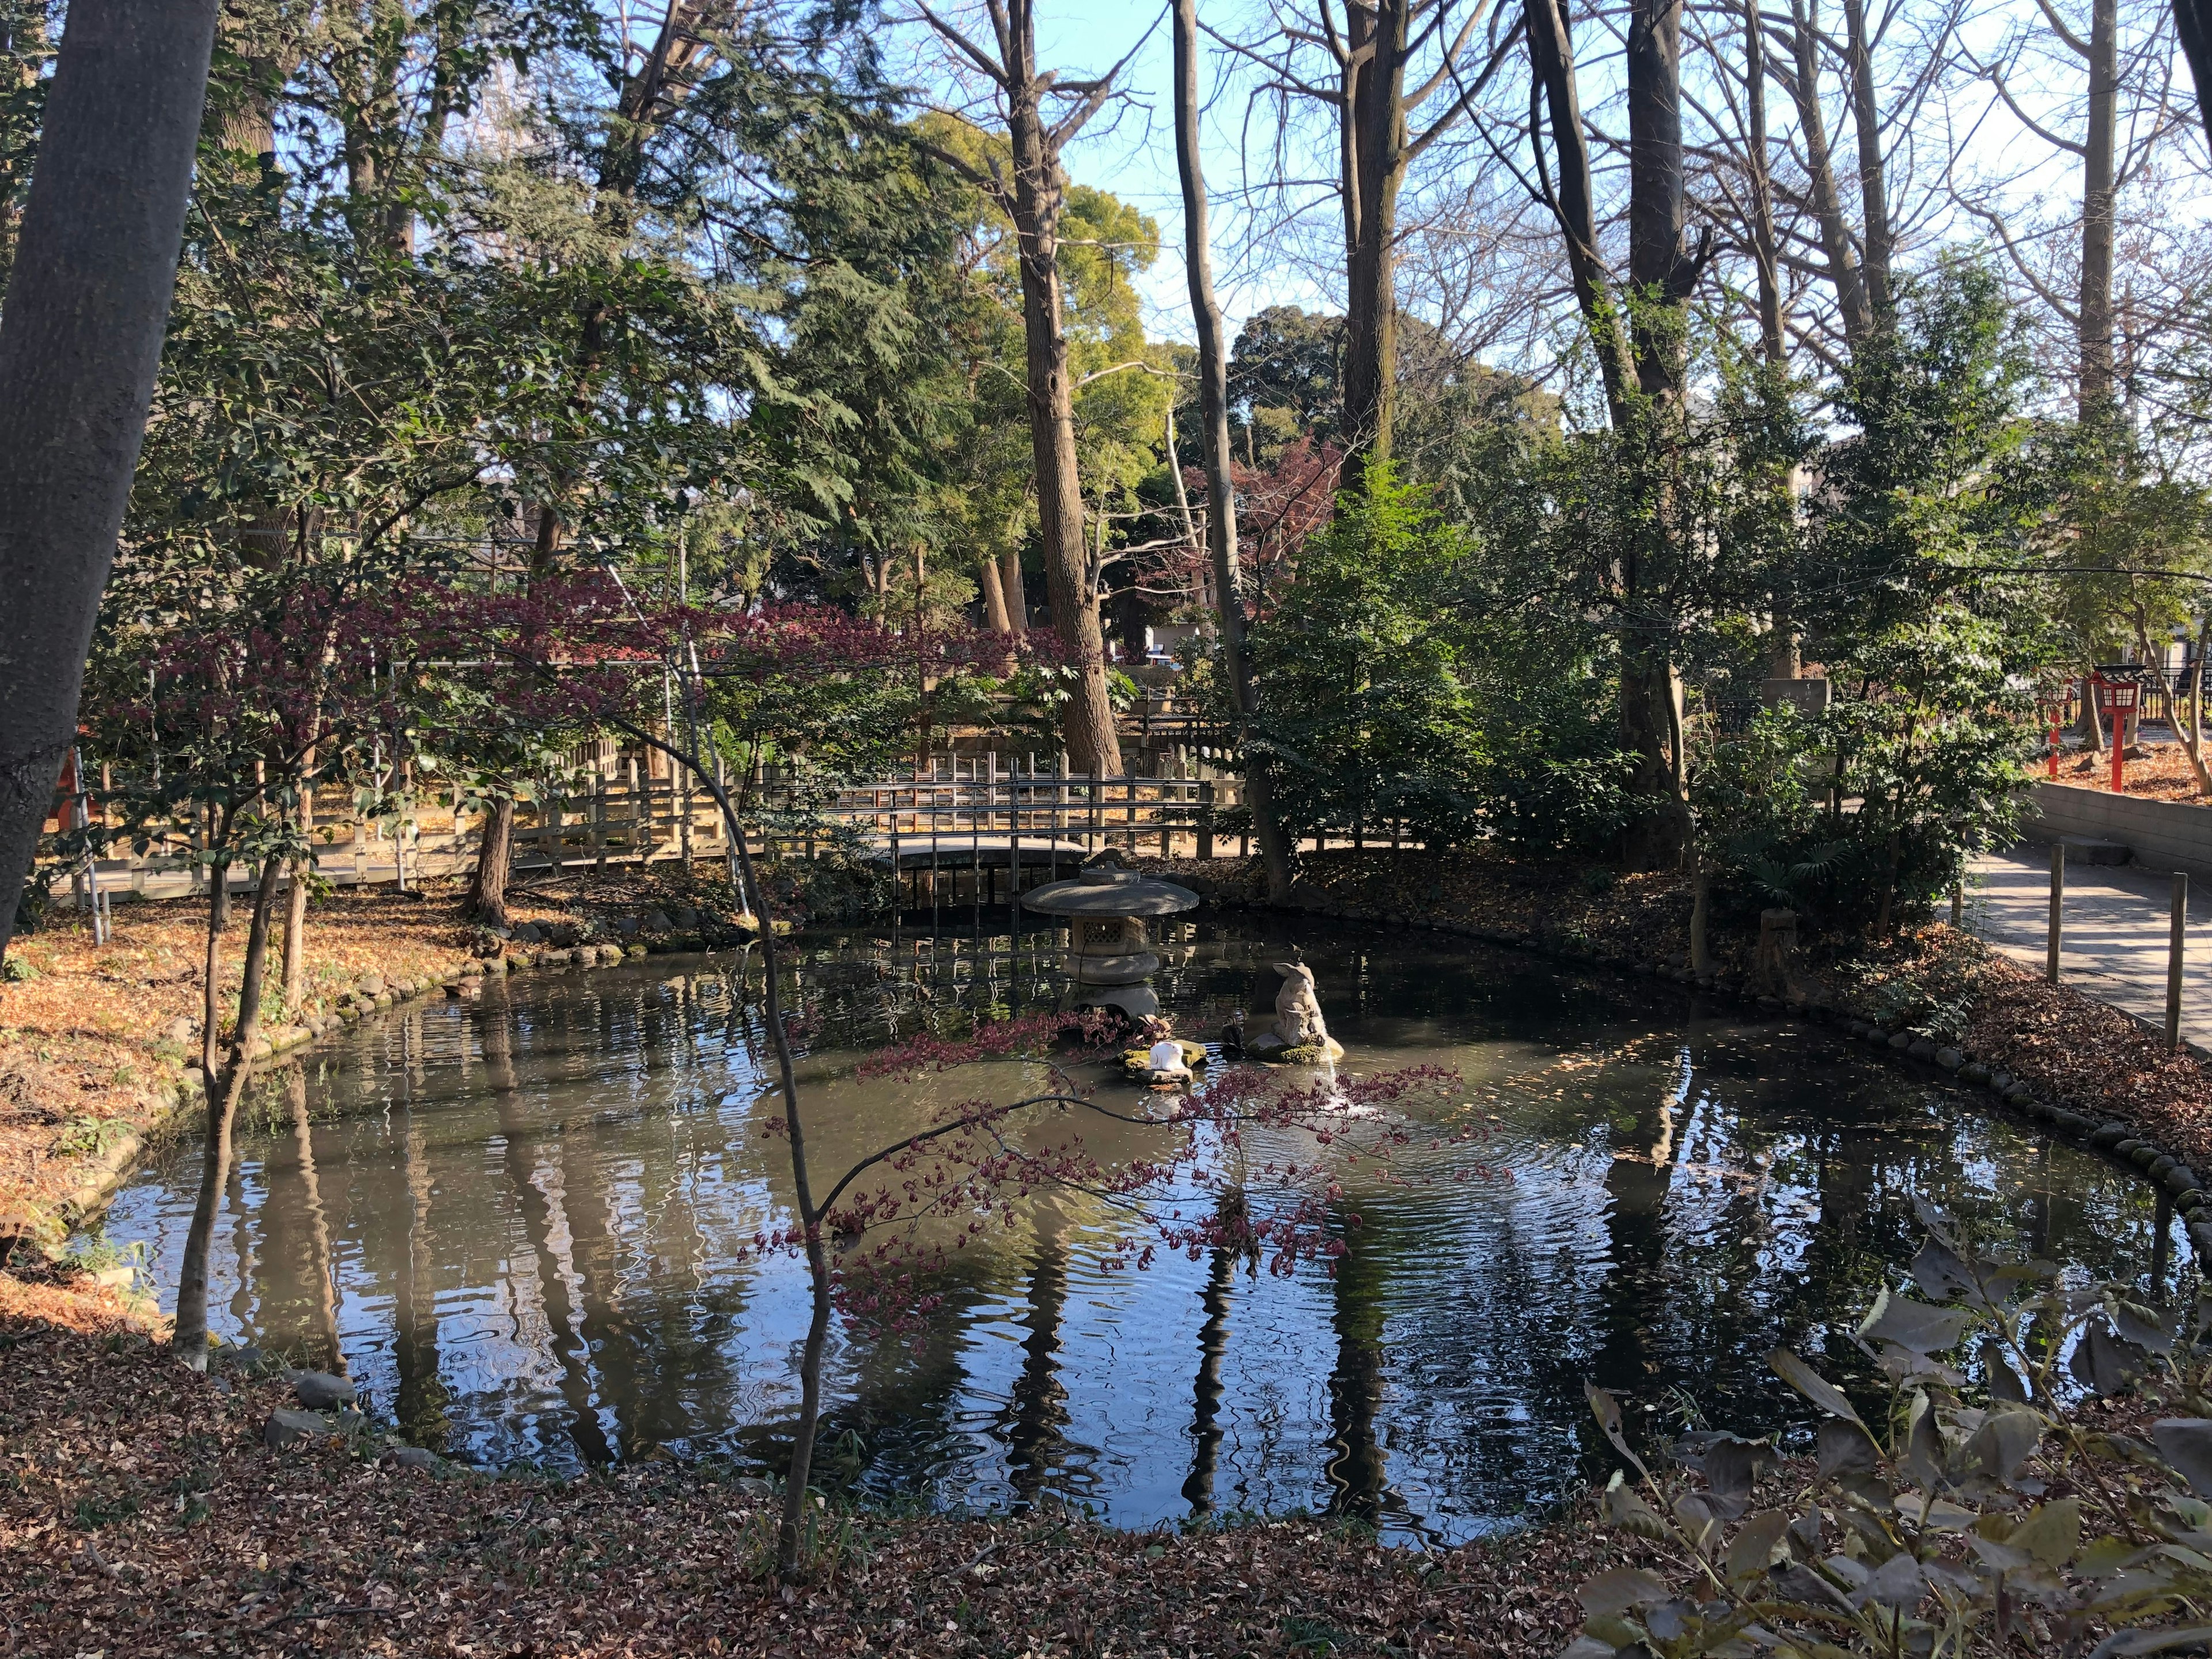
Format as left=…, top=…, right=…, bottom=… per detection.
left=1021, top=856, right=1200, bottom=1021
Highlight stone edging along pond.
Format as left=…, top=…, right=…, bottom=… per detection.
left=1199, top=883, right=2212, bottom=1277
left=54, top=897, right=2212, bottom=1284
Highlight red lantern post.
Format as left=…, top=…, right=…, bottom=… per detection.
left=2092, top=674, right=2138, bottom=794
left=2039, top=695, right=2063, bottom=779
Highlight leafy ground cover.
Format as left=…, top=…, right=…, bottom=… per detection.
left=0, top=888, right=488, bottom=1235
left=0, top=1296, right=1643, bottom=1658
left=2052, top=742, right=2212, bottom=804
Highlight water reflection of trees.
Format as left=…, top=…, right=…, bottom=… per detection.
left=144, top=926, right=2189, bottom=1538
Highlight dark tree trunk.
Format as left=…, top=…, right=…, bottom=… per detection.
left=0, top=0, right=220, bottom=961
left=1839, top=0, right=1892, bottom=320
left=1526, top=0, right=1633, bottom=406
left=1627, top=0, right=1694, bottom=400
left=2081, top=0, right=2118, bottom=412
left=1781, top=0, right=1873, bottom=347
left=2180, top=0, right=2212, bottom=149
left=1533, top=0, right=1697, bottom=870
left=1174, top=0, right=1293, bottom=899
left=1622, top=0, right=1697, bottom=870
left=1339, top=0, right=1408, bottom=496
left=1006, top=79, right=1122, bottom=777
left=468, top=796, right=515, bottom=927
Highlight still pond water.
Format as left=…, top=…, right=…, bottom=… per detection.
left=107, top=917, right=2191, bottom=1544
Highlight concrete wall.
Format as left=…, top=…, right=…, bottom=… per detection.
left=2025, top=781, right=2212, bottom=878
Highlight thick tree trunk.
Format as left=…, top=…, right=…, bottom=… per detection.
left=1839, top=0, right=1892, bottom=321
left=1526, top=0, right=1633, bottom=406
left=980, top=555, right=1013, bottom=634
left=1627, top=0, right=1692, bottom=400
left=1339, top=0, right=1408, bottom=496
left=1620, top=0, right=1696, bottom=870
left=175, top=854, right=285, bottom=1369
left=0, top=0, right=221, bottom=962
left=1783, top=0, right=1873, bottom=347
left=1006, top=88, right=1121, bottom=778
left=998, top=545, right=1028, bottom=634
left=1743, top=0, right=1787, bottom=365
left=2180, top=0, right=2212, bottom=148
left=468, top=796, right=514, bottom=927
left=2081, top=0, right=2118, bottom=412
left=1174, top=0, right=1294, bottom=900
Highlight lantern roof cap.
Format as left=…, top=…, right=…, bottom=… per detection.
left=1022, top=857, right=1200, bottom=917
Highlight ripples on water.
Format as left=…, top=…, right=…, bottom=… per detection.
left=106, top=917, right=2194, bottom=1543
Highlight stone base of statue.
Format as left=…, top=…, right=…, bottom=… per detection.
left=1246, top=1030, right=1346, bottom=1065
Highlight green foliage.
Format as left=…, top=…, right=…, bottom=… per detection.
left=1247, top=470, right=1487, bottom=844
left=1562, top=1211, right=2212, bottom=1658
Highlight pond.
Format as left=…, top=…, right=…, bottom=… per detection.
left=105, top=915, right=2192, bottom=1544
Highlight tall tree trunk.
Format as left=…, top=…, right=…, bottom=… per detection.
left=1175, top=0, right=1294, bottom=900
left=1620, top=0, right=1697, bottom=870
left=1526, top=0, right=1633, bottom=406
left=175, top=854, right=285, bottom=1369
left=1782, top=0, right=1873, bottom=347
left=998, top=545, right=1028, bottom=634
left=1627, top=0, right=1693, bottom=402
left=468, top=795, right=514, bottom=926
left=980, top=554, right=1013, bottom=634
left=0, top=0, right=221, bottom=961
left=2081, top=0, right=2118, bottom=412
left=2180, top=0, right=2212, bottom=149
left=1743, top=0, right=1787, bottom=365
left=1339, top=0, right=1408, bottom=496
left=1839, top=0, right=1892, bottom=321
left=1006, top=81, right=1121, bottom=777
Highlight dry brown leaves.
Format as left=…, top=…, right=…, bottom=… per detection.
left=0, top=884, right=541, bottom=1224
left=2052, top=744, right=2212, bottom=804
left=0, top=1312, right=1635, bottom=1659
left=1956, top=949, right=2212, bottom=1164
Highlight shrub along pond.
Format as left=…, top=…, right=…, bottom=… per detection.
left=104, top=916, right=2191, bottom=1545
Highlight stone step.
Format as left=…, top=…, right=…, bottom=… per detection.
left=2058, top=835, right=2131, bottom=866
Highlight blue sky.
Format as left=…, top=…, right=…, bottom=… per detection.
left=888, top=6, right=1335, bottom=344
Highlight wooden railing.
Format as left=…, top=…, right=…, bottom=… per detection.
left=48, top=767, right=1279, bottom=903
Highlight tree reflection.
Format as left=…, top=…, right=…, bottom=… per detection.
left=1181, top=1248, right=1234, bottom=1517
left=1004, top=1211, right=1072, bottom=1509
left=484, top=978, right=614, bottom=1465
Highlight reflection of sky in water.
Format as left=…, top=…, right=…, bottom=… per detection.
left=104, top=919, right=2195, bottom=1543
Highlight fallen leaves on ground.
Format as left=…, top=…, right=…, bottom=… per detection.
left=2051, top=740, right=2212, bottom=803
left=0, top=1309, right=1637, bottom=1658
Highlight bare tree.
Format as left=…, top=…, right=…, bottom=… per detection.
left=1959, top=0, right=2183, bottom=414
left=1174, top=0, right=1294, bottom=897
left=1523, top=0, right=1710, bottom=868
left=1215, top=0, right=1524, bottom=491
left=910, top=1, right=1138, bottom=775
left=0, top=0, right=222, bottom=961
